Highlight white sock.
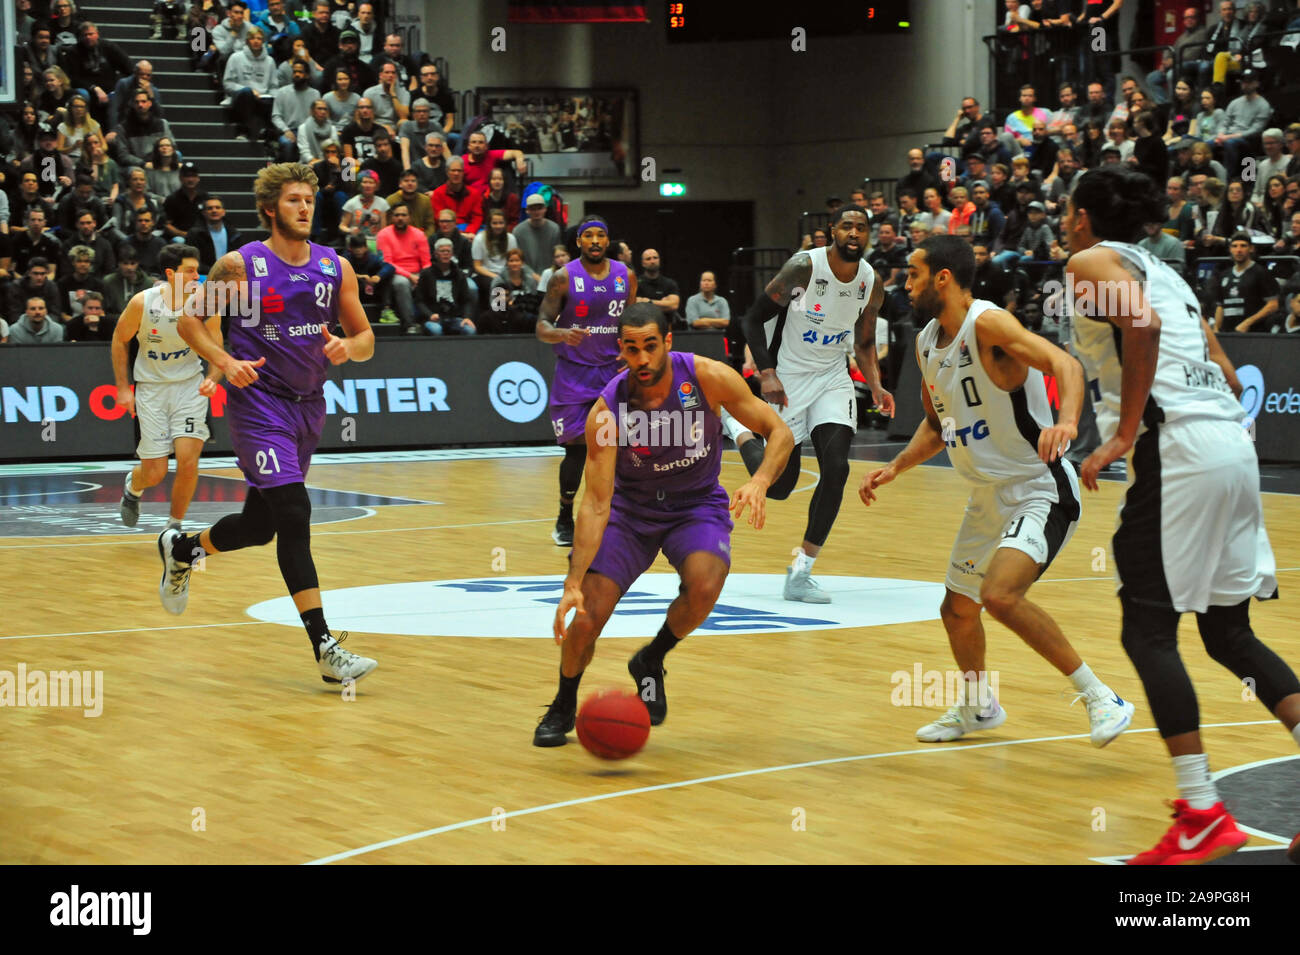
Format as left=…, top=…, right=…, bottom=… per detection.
left=166, top=518, right=182, bottom=531
left=963, top=672, right=997, bottom=713
left=1172, top=753, right=1219, bottom=810
left=125, top=472, right=140, bottom=498
left=792, top=549, right=815, bottom=574
left=1067, top=662, right=1105, bottom=694
left=720, top=410, right=750, bottom=442
left=1292, top=723, right=1300, bottom=747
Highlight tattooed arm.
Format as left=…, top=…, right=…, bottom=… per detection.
left=177, top=252, right=266, bottom=388
left=741, top=251, right=812, bottom=408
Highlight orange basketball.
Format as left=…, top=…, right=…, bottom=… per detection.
left=576, top=688, right=651, bottom=759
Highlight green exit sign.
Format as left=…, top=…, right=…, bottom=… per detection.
left=659, top=182, right=686, bottom=197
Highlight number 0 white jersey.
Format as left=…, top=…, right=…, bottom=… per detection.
left=775, top=246, right=874, bottom=378
left=1070, top=241, right=1242, bottom=444
left=917, top=299, right=1059, bottom=487
left=133, top=284, right=204, bottom=384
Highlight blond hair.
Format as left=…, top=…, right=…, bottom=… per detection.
left=253, top=162, right=319, bottom=231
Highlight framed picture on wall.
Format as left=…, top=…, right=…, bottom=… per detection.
left=0, top=1, right=17, bottom=105
left=473, top=88, right=638, bottom=187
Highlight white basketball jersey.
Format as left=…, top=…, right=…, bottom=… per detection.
left=133, top=284, right=203, bottom=384
left=1071, top=241, right=1241, bottom=444
left=776, top=246, right=874, bottom=377
left=917, top=299, right=1058, bottom=486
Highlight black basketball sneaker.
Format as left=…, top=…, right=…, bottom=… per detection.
left=628, top=648, right=666, bottom=726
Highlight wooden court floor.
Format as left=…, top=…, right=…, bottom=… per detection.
left=2, top=450, right=1298, bottom=865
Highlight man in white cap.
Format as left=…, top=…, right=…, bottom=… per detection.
left=514, top=193, right=561, bottom=281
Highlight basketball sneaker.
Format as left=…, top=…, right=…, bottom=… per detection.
left=1072, top=685, right=1135, bottom=747
left=316, top=632, right=377, bottom=684
left=916, top=700, right=1007, bottom=742
left=552, top=512, right=574, bottom=547
left=1126, top=799, right=1248, bottom=865
left=784, top=565, right=831, bottom=603
left=628, top=648, right=667, bottom=725
left=120, top=472, right=141, bottom=527
left=156, top=528, right=192, bottom=615
left=533, top=696, right=576, bottom=746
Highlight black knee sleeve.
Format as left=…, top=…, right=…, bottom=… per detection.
left=1197, top=600, right=1300, bottom=712
left=765, top=442, right=803, bottom=500
left=263, top=483, right=319, bottom=595
left=559, top=443, right=587, bottom=502
left=208, top=487, right=275, bottom=551
left=803, top=425, right=853, bottom=547
left=1120, top=596, right=1199, bottom=738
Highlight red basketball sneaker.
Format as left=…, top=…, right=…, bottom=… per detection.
left=1127, top=800, right=1248, bottom=865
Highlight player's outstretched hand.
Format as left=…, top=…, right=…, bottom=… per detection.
left=115, top=387, right=135, bottom=418
left=859, top=464, right=897, bottom=506
left=223, top=356, right=265, bottom=388
left=759, top=372, right=788, bottom=408
left=731, top=480, right=768, bottom=530
left=872, top=387, right=896, bottom=417
left=198, top=377, right=219, bottom=398
left=322, top=325, right=350, bottom=365
left=554, top=584, right=585, bottom=644
left=1037, top=422, right=1077, bottom=464
left=563, top=327, right=590, bottom=347
left=1080, top=435, right=1131, bottom=491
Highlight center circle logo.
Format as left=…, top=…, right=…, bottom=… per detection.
left=246, top=574, right=946, bottom=637
left=1237, top=364, right=1263, bottom=421
left=488, top=361, right=548, bottom=423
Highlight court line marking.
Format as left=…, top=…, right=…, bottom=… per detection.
left=1212, top=753, right=1300, bottom=845
left=1089, top=845, right=1285, bottom=866
left=0, top=481, right=103, bottom=500
left=303, top=719, right=1281, bottom=865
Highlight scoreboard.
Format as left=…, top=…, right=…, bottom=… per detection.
left=665, top=1, right=912, bottom=42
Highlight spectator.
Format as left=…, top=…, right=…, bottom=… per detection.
left=1214, top=232, right=1278, bottom=332
left=478, top=168, right=520, bottom=232
left=946, top=186, right=975, bottom=234
left=1098, top=142, right=1123, bottom=166
left=1213, top=68, right=1270, bottom=177
left=941, top=96, right=985, bottom=154
left=411, top=131, right=449, bottom=193
left=271, top=59, right=317, bottom=161
left=898, top=148, right=940, bottom=199
left=8, top=296, right=65, bottom=344
left=343, top=232, right=394, bottom=321
left=867, top=223, right=908, bottom=288
left=417, top=238, right=474, bottom=336
left=1260, top=175, right=1289, bottom=241
left=1131, top=111, right=1168, bottom=186
left=1105, top=118, right=1134, bottom=163
left=1253, top=130, right=1288, bottom=208
left=1139, top=219, right=1186, bottom=270
left=20, top=125, right=74, bottom=200
left=364, top=61, right=409, bottom=133
left=959, top=152, right=988, bottom=189
left=255, top=0, right=300, bottom=49
left=470, top=208, right=518, bottom=304
left=58, top=245, right=104, bottom=321
left=398, top=99, right=441, bottom=169
left=350, top=2, right=380, bottom=61
left=1188, top=174, right=1223, bottom=255
left=1162, top=80, right=1198, bottom=144
left=198, top=1, right=249, bottom=73
left=57, top=21, right=130, bottom=128
left=372, top=32, right=423, bottom=92
left=297, top=99, right=337, bottom=164
left=974, top=123, right=1012, bottom=169
left=537, top=244, right=570, bottom=290
left=37, top=66, right=75, bottom=126
left=385, top=169, right=433, bottom=234
left=1044, top=147, right=1081, bottom=214
left=1025, top=118, right=1058, bottom=181
left=61, top=209, right=116, bottom=274
left=302, top=1, right=341, bottom=66
left=1004, top=84, right=1049, bottom=151
left=340, top=170, right=389, bottom=243
left=25, top=26, right=58, bottom=79
left=124, top=208, right=165, bottom=276
left=341, top=97, right=382, bottom=162
left=462, top=131, right=527, bottom=195
left=111, top=61, right=163, bottom=129
left=412, top=62, right=457, bottom=145
left=375, top=202, right=431, bottom=334
left=320, top=31, right=377, bottom=99
left=12, top=103, right=42, bottom=164
left=223, top=26, right=278, bottom=143
left=1016, top=201, right=1055, bottom=262
left=163, top=162, right=208, bottom=242
left=55, top=93, right=101, bottom=159
left=967, top=182, right=1005, bottom=249
left=896, top=189, right=924, bottom=237
left=184, top=196, right=243, bottom=274
left=1218, top=180, right=1260, bottom=237
left=1287, top=124, right=1300, bottom=178
left=1164, top=175, right=1197, bottom=241
left=685, top=271, right=730, bottom=330
left=1188, top=140, right=1227, bottom=182
left=612, top=239, right=635, bottom=269
left=111, top=166, right=165, bottom=237
left=1193, top=86, right=1225, bottom=143
left=359, top=128, right=403, bottom=195
left=1081, top=81, right=1111, bottom=128
left=1106, top=75, right=1141, bottom=130
left=1286, top=290, right=1300, bottom=333
left=276, top=44, right=326, bottom=89
left=431, top=158, right=484, bottom=235
left=12, top=208, right=63, bottom=277
left=485, top=248, right=540, bottom=333
left=866, top=192, right=898, bottom=246
left=969, top=241, right=1012, bottom=308
left=1276, top=211, right=1300, bottom=256
left=919, top=186, right=952, bottom=232
left=635, top=248, right=682, bottom=327
left=514, top=193, right=561, bottom=279
left=310, top=141, right=349, bottom=241
left=9, top=172, right=52, bottom=231
left=48, top=0, right=84, bottom=52
left=1167, top=6, right=1210, bottom=87
left=1210, top=1, right=1269, bottom=88
left=145, top=137, right=182, bottom=198
left=7, top=257, right=66, bottom=323
left=1045, top=82, right=1081, bottom=138
left=102, top=247, right=151, bottom=320
left=55, top=173, right=106, bottom=232
left=325, top=70, right=360, bottom=135
left=997, top=184, right=1035, bottom=265
left=113, top=90, right=175, bottom=168
left=1147, top=49, right=1176, bottom=107
left=988, top=162, right=1019, bottom=212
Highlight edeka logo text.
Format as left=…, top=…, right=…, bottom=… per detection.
left=488, top=361, right=548, bottom=423
left=322, top=378, right=449, bottom=414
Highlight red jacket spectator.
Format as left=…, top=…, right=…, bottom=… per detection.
left=431, top=175, right=484, bottom=235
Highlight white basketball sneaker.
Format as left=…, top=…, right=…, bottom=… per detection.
left=916, top=700, right=1008, bottom=742
left=156, top=528, right=192, bottom=615
left=317, top=633, right=378, bottom=684
left=784, top=565, right=831, bottom=603
left=1073, top=685, right=1134, bottom=747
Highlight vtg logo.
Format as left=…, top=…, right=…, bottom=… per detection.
left=488, top=361, right=548, bottom=423
left=801, top=330, right=850, bottom=346
left=946, top=419, right=990, bottom=447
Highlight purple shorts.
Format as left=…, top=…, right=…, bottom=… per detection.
left=550, top=358, right=619, bottom=445
left=588, top=492, right=733, bottom=594
left=227, top=386, right=325, bottom=489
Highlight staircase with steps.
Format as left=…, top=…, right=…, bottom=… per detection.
left=88, top=4, right=269, bottom=237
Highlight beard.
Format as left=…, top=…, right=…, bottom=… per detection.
left=629, top=359, right=668, bottom=390
left=274, top=208, right=311, bottom=240
left=911, top=287, right=942, bottom=323
left=835, top=239, right=864, bottom=262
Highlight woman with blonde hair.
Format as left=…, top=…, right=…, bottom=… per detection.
left=56, top=94, right=103, bottom=159
left=38, top=66, right=74, bottom=124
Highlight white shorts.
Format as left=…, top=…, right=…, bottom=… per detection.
left=777, top=368, right=855, bottom=445
left=135, top=375, right=210, bottom=459
left=1114, top=417, right=1276, bottom=613
left=946, top=461, right=1082, bottom=603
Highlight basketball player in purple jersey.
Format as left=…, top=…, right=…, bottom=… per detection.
left=535, top=215, right=636, bottom=546
left=534, top=303, right=794, bottom=746
left=159, top=163, right=380, bottom=686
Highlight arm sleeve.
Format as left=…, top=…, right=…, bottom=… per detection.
left=741, top=293, right=783, bottom=371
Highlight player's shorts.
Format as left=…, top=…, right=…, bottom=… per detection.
left=134, top=374, right=210, bottom=459
left=226, top=385, right=325, bottom=490
left=946, top=460, right=1081, bottom=604
left=1114, top=416, right=1276, bottom=614
left=550, top=358, right=619, bottom=444
left=776, top=367, right=855, bottom=445
left=588, top=489, right=733, bottom=594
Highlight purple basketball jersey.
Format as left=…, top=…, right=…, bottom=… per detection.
left=598, top=352, right=724, bottom=507
left=230, top=241, right=343, bottom=399
left=553, top=259, right=630, bottom=368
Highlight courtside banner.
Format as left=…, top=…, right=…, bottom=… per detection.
left=0, top=334, right=727, bottom=461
